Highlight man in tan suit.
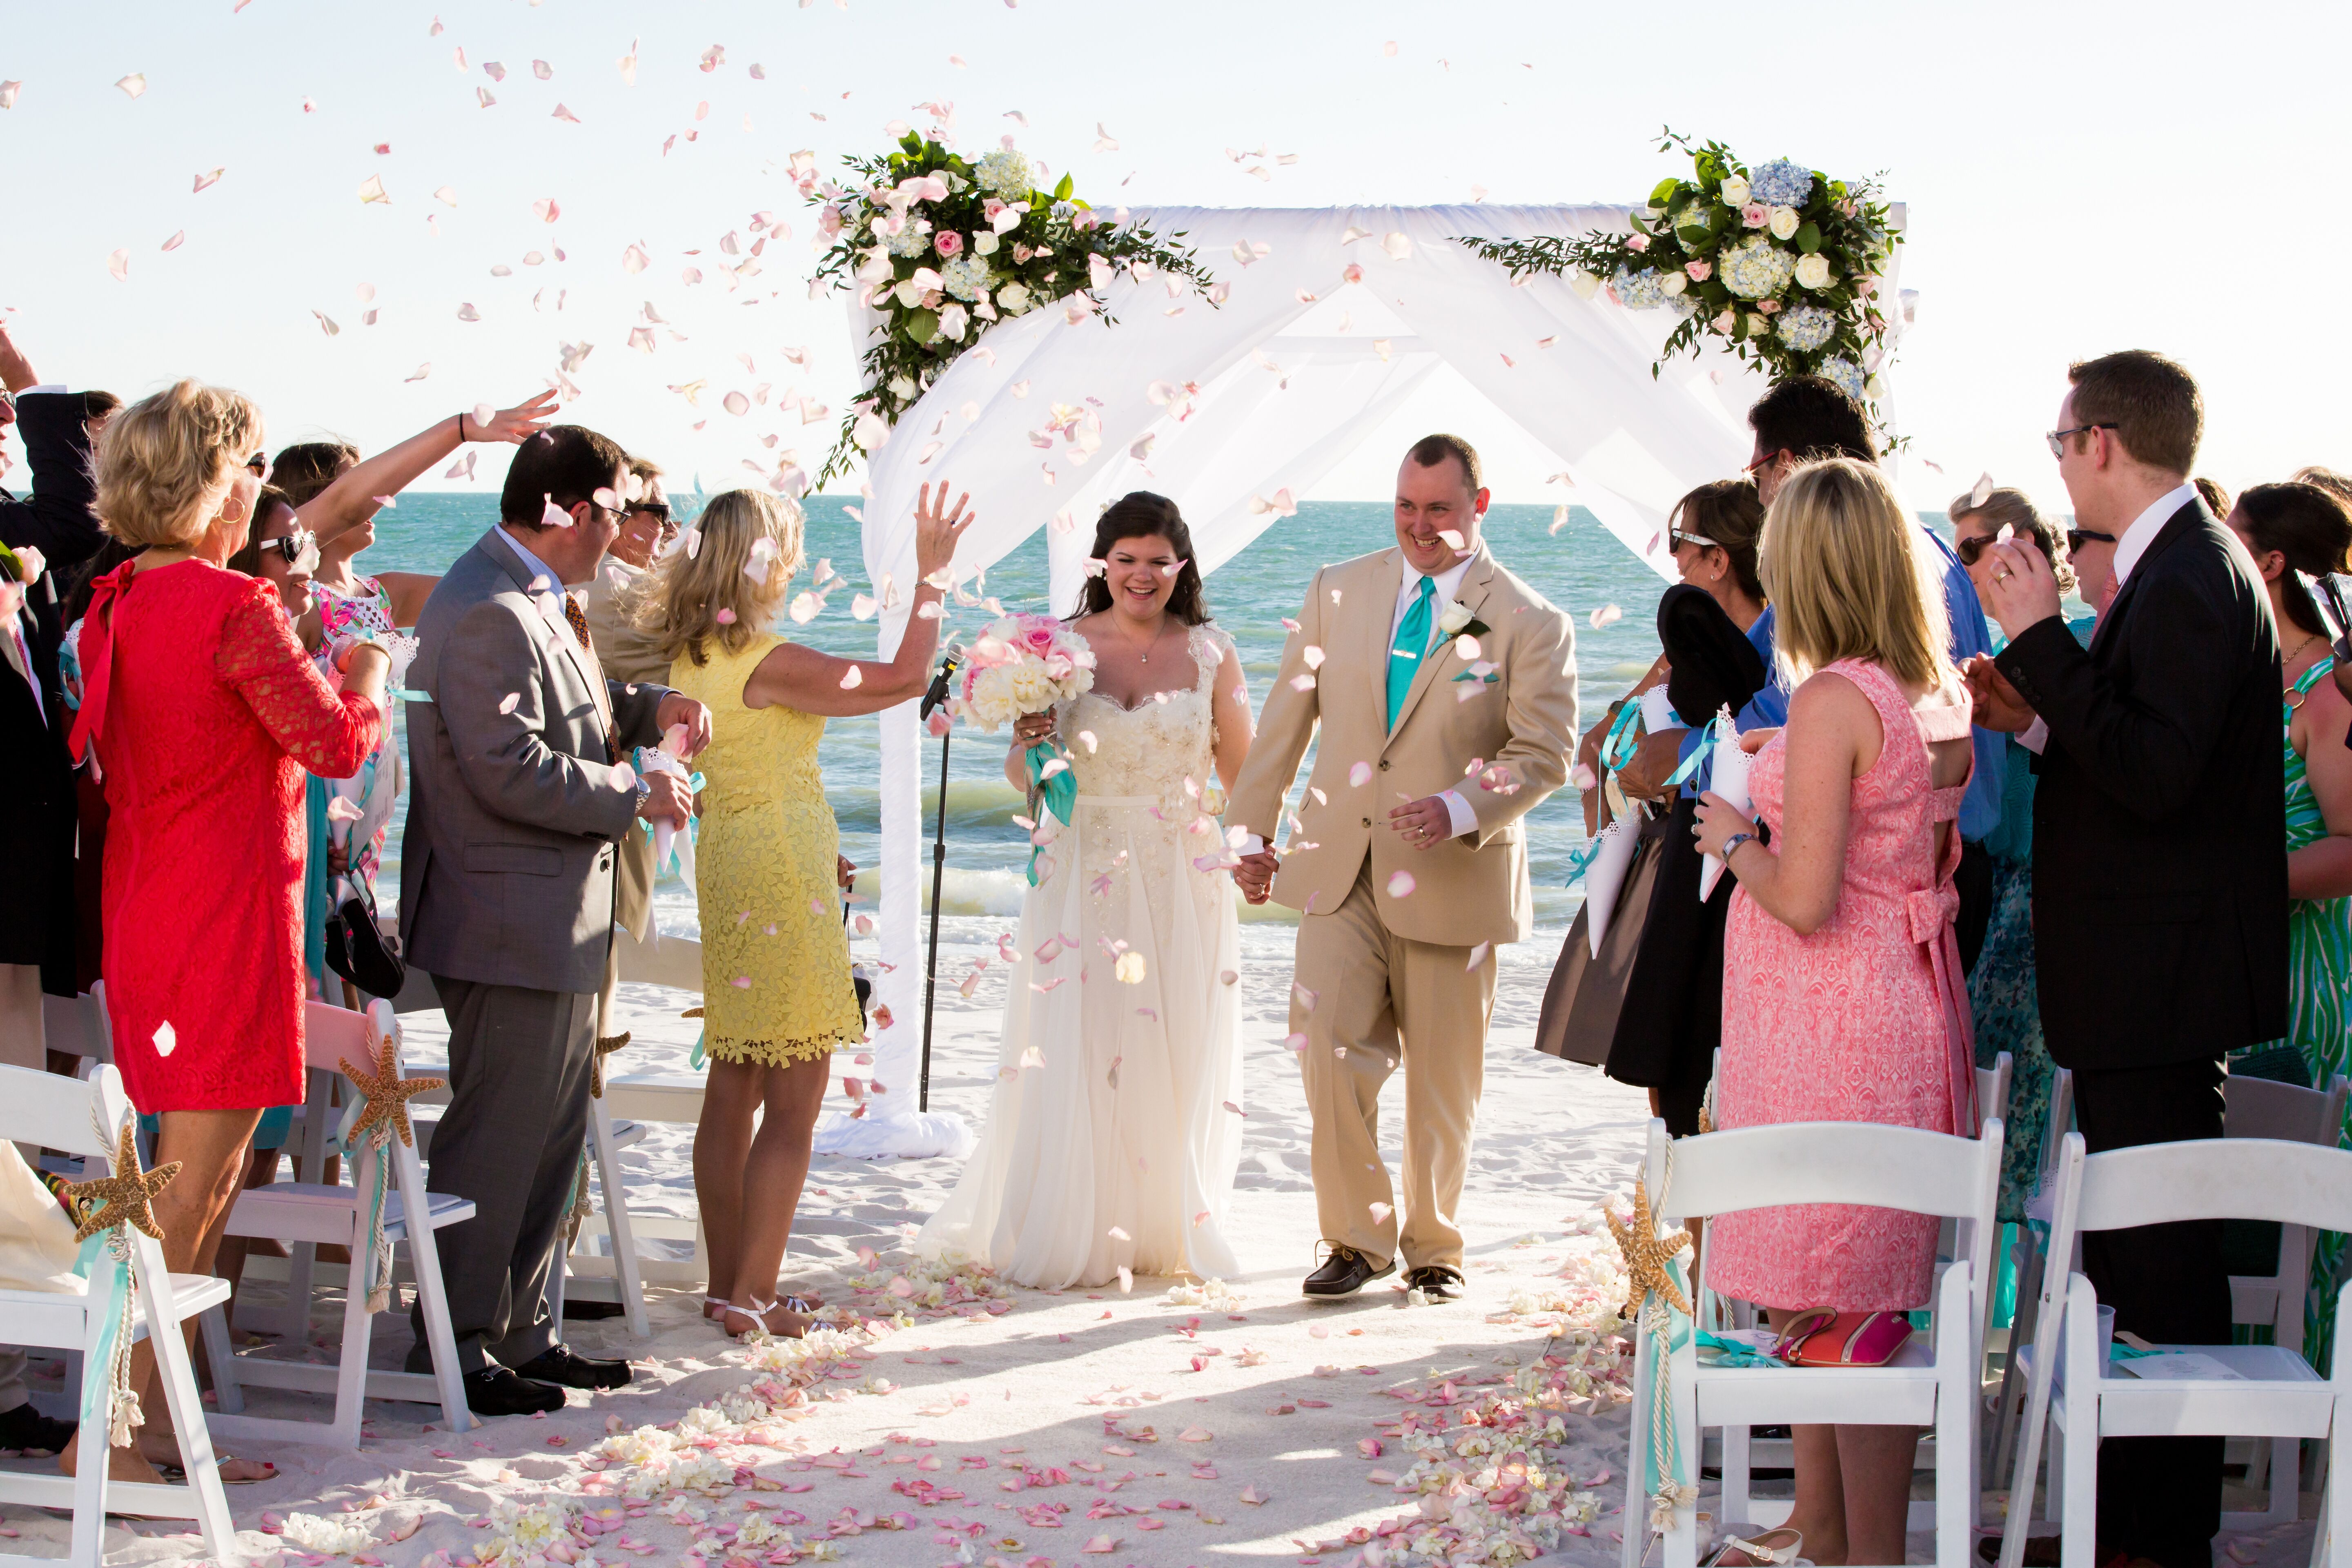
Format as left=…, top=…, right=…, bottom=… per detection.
left=1230, top=435, right=1576, bottom=1300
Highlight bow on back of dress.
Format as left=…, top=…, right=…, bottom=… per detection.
left=64, top=559, right=140, bottom=768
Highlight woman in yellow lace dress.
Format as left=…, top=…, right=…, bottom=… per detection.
left=640, top=483, right=971, bottom=1337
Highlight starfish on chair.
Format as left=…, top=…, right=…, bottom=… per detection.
left=339, top=1032, right=444, bottom=1149
left=64, top=1124, right=180, bottom=1243
left=1604, top=1175, right=1693, bottom=1323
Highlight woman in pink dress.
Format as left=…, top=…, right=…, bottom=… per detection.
left=63, top=381, right=388, bottom=1485
left=1693, top=458, right=1978, bottom=1568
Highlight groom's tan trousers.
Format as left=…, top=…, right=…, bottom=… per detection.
left=1292, top=862, right=1497, bottom=1272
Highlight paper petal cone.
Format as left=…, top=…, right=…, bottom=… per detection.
left=1699, top=707, right=1752, bottom=902
left=1581, top=813, right=1641, bottom=959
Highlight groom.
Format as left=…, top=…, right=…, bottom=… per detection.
left=1231, top=435, right=1577, bottom=1300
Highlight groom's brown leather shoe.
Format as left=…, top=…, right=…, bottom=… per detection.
left=1303, top=1244, right=1395, bottom=1297
left=1403, top=1264, right=1465, bottom=1301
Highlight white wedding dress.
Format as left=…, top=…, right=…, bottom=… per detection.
left=918, top=623, right=1245, bottom=1288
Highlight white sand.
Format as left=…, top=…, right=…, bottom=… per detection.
left=0, top=928, right=2323, bottom=1565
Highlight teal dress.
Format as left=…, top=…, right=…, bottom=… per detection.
left=1969, top=607, right=2097, bottom=1223
left=2275, top=656, right=2352, bottom=1366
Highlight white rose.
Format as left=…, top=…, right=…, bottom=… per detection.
left=886, top=374, right=917, bottom=401
left=1793, top=253, right=1833, bottom=290
left=1659, top=271, right=1688, bottom=297
left=1865, top=374, right=1888, bottom=401
left=892, top=276, right=927, bottom=309
left=1719, top=175, right=1751, bottom=209
left=1437, top=602, right=1474, bottom=635
left=996, top=280, right=1032, bottom=314
left=973, top=230, right=999, bottom=256
left=1568, top=269, right=1601, bottom=300
left=1768, top=206, right=1799, bottom=240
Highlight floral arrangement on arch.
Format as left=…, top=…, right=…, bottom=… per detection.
left=806, top=133, right=1217, bottom=485
left=1460, top=130, right=1902, bottom=411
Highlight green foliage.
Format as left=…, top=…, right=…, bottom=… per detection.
left=1456, top=126, right=1904, bottom=422
left=805, top=136, right=1216, bottom=485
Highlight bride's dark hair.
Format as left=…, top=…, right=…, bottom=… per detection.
left=1068, top=491, right=1211, bottom=626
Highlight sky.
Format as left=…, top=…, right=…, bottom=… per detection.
left=4, top=0, right=2348, bottom=528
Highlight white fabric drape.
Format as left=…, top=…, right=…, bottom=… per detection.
left=825, top=201, right=1907, bottom=1158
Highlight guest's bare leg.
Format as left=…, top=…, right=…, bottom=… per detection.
left=720, top=1056, right=827, bottom=1336
left=1832, top=1424, right=1920, bottom=1568
left=216, top=1147, right=265, bottom=1305
left=60, top=1108, right=271, bottom=1483
left=693, top=1058, right=763, bottom=1319
left=1717, top=1309, right=1848, bottom=1566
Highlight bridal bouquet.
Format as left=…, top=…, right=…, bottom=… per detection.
left=953, top=614, right=1096, bottom=887
left=1460, top=129, right=1902, bottom=416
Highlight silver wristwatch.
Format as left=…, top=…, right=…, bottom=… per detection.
left=633, top=776, right=652, bottom=813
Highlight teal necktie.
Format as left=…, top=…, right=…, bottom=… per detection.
left=1387, top=575, right=1435, bottom=729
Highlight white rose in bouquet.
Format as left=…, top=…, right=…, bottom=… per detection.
left=1793, top=253, right=1834, bottom=290
left=1768, top=205, right=1800, bottom=240
left=1719, top=175, right=1751, bottom=209
left=1568, top=269, right=1601, bottom=300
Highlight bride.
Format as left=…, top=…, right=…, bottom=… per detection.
left=918, top=491, right=1254, bottom=1289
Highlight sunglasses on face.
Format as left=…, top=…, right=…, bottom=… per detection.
left=1669, top=529, right=1719, bottom=552
left=2045, top=423, right=2117, bottom=459
left=628, top=501, right=672, bottom=526
left=1955, top=534, right=2001, bottom=566
left=245, top=453, right=270, bottom=476
left=2066, top=529, right=2116, bottom=555
left=1743, top=449, right=1787, bottom=476
left=262, top=528, right=319, bottom=570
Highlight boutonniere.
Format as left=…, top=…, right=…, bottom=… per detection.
left=1438, top=603, right=1500, bottom=693
left=1435, top=601, right=1488, bottom=641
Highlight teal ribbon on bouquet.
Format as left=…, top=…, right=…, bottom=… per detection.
left=1022, top=742, right=1076, bottom=888
left=1599, top=700, right=1647, bottom=773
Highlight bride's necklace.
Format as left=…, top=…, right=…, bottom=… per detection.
left=1119, top=611, right=1171, bottom=664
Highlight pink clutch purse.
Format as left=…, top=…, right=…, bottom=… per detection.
left=1773, top=1308, right=1913, bottom=1368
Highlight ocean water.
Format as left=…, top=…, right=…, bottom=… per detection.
left=359, top=493, right=1679, bottom=953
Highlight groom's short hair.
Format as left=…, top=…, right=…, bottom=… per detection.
left=503, top=423, right=628, bottom=529
left=1405, top=433, right=1482, bottom=494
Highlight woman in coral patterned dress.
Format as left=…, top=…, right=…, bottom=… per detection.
left=1693, top=460, right=1978, bottom=1568
left=62, top=381, right=387, bottom=1484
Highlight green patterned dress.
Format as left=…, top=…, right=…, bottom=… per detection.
left=2279, top=656, right=2352, bottom=1366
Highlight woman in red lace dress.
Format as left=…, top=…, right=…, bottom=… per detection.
left=1692, top=460, right=1978, bottom=1568
left=62, top=380, right=388, bottom=1485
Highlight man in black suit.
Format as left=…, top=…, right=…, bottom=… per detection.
left=1969, top=350, right=2286, bottom=1568
left=0, top=321, right=100, bottom=1458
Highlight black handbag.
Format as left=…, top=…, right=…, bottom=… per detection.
left=323, top=871, right=408, bottom=1000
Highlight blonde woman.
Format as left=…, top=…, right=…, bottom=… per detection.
left=61, top=381, right=388, bottom=1484
left=1689, top=458, right=1976, bottom=1568
left=642, top=482, right=971, bottom=1339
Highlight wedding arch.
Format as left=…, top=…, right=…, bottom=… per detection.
left=817, top=200, right=1909, bottom=1159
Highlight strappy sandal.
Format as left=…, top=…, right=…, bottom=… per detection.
left=1702, top=1527, right=1808, bottom=1566
left=718, top=1299, right=811, bottom=1341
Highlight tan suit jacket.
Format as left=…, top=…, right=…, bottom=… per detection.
left=1229, top=543, right=1577, bottom=949
left=577, top=556, right=669, bottom=944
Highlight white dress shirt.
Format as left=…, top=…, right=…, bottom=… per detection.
left=1244, top=551, right=1481, bottom=856
left=2018, top=482, right=2199, bottom=755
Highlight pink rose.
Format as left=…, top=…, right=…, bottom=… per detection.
left=934, top=230, right=964, bottom=258
left=1741, top=202, right=1769, bottom=229
left=1757, top=298, right=1780, bottom=315
left=1684, top=261, right=1712, bottom=282
left=1625, top=233, right=1650, bottom=253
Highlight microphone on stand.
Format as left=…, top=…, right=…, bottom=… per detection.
left=916, top=644, right=963, bottom=1112
left=920, top=645, right=964, bottom=721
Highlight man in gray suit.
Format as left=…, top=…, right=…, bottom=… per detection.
left=401, top=424, right=705, bottom=1415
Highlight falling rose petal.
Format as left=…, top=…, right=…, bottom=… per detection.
left=0, top=81, right=20, bottom=110
left=714, top=608, right=737, bottom=624
left=116, top=74, right=147, bottom=98
left=1076, top=729, right=1098, bottom=754
left=1369, top=1201, right=1392, bottom=1223
left=1283, top=1032, right=1308, bottom=1052
left=1302, top=645, right=1325, bottom=670
left=532, top=58, right=553, bottom=80
left=724, top=390, right=750, bottom=416
left=498, top=692, right=521, bottom=714
left=1588, top=603, right=1623, bottom=630
left=1386, top=870, right=1416, bottom=898
left=107, top=249, right=129, bottom=281
left=1348, top=760, right=1372, bottom=788
left=160, top=230, right=185, bottom=252
left=730, top=976, right=752, bottom=989
left=456, top=303, right=480, bottom=322
left=551, top=102, right=582, bottom=123
left=192, top=167, right=225, bottom=194
left=1219, top=969, right=1237, bottom=985
left=1466, top=940, right=1491, bottom=971
left=358, top=174, right=390, bottom=205
left=152, top=1020, right=176, bottom=1058
left=840, top=665, right=863, bottom=689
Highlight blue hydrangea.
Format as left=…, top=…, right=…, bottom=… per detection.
left=1749, top=159, right=1816, bottom=209
left=1609, top=266, right=1669, bottom=311
left=1821, top=356, right=1867, bottom=401
left=884, top=219, right=933, bottom=258
left=939, top=254, right=993, bottom=303
left=976, top=147, right=1033, bottom=196
left=1718, top=234, right=1795, bottom=301
left=1775, top=305, right=1835, bottom=352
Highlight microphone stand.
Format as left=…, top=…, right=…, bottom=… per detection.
left=916, top=648, right=962, bottom=1113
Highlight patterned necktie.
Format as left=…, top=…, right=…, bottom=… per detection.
left=559, top=591, right=619, bottom=762
left=562, top=592, right=592, bottom=651
left=1387, top=575, right=1435, bottom=730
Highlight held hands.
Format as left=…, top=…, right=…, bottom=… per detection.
left=1691, top=791, right=1756, bottom=860
left=913, top=480, right=976, bottom=582
left=1961, top=655, right=2036, bottom=733
left=635, top=769, right=695, bottom=831
left=1388, top=794, right=1453, bottom=851
left=1231, top=847, right=1277, bottom=905
left=836, top=854, right=857, bottom=892
left=654, top=693, right=713, bottom=758
left=1613, top=726, right=1690, bottom=800
left=468, top=391, right=561, bottom=446
left=1976, top=536, right=2065, bottom=641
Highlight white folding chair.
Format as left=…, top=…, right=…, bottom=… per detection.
left=196, top=1000, right=479, bottom=1446
left=0, top=1064, right=236, bottom=1568
left=2219, top=1072, right=2350, bottom=1527
left=1989, top=1064, right=2075, bottom=1481
left=2000, top=1132, right=2352, bottom=1568
left=1621, top=1113, right=2005, bottom=1568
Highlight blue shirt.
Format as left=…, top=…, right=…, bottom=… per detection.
left=1669, top=528, right=2006, bottom=842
